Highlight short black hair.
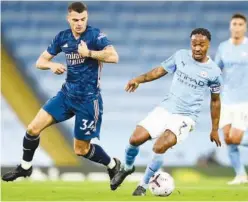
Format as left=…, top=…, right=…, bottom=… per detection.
left=190, top=28, right=211, bottom=41
left=231, top=13, right=247, bottom=22
left=68, top=2, right=87, bottom=13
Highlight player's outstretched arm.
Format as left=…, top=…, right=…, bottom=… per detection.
left=125, top=67, right=167, bottom=92
left=210, top=93, right=221, bottom=147
left=36, top=51, right=66, bottom=75
left=78, top=41, right=119, bottom=63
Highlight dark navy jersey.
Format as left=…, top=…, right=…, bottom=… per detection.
left=47, top=25, right=112, bottom=101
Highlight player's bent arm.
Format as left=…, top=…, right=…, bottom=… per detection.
left=89, top=46, right=119, bottom=63
left=36, top=51, right=66, bottom=74
left=135, top=66, right=167, bottom=84
left=210, top=93, right=221, bottom=131
left=36, top=51, right=56, bottom=70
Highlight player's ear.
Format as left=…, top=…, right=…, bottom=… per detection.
left=206, top=41, right=210, bottom=50
left=66, top=13, right=70, bottom=24
left=229, top=21, right=232, bottom=32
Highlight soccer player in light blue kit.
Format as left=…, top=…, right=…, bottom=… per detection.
left=111, top=28, right=222, bottom=195
left=215, top=13, right=248, bottom=185
left=2, top=2, right=121, bottom=185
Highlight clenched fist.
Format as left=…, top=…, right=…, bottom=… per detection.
left=50, top=63, right=66, bottom=75
left=78, top=40, right=90, bottom=57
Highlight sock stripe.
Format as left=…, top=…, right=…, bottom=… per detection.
left=149, top=167, right=156, bottom=173
left=93, top=100, right=99, bottom=131
left=141, top=153, right=164, bottom=185
left=23, top=147, right=32, bottom=151
left=82, top=144, right=111, bottom=167
left=88, top=144, right=95, bottom=159
left=23, top=133, right=40, bottom=162
left=128, top=144, right=138, bottom=150
left=25, top=134, right=40, bottom=141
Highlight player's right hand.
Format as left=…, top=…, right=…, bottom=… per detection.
left=125, top=79, right=139, bottom=93
left=210, top=130, right=221, bottom=147
left=50, top=63, right=66, bottom=75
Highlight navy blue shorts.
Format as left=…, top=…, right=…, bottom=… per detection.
left=43, top=91, right=103, bottom=141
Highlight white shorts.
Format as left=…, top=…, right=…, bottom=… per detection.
left=138, top=107, right=195, bottom=143
left=219, top=103, right=248, bottom=131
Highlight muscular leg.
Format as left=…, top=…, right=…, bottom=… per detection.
left=125, top=126, right=151, bottom=171
left=226, top=127, right=245, bottom=144
left=74, top=138, right=116, bottom=168
left=23, top=109, right=55, bottom=169
left=138, top=130, right=177, bottom=190
left=27, top=108, right=55, bottom=136
left=228, top=128, right=248, bottom=146
left=153, top=129, right=177, bottom=153
left=224, top=125, right=247, bottom=184
left=1, top=109, right=55, bottom=182
left=110, top=126, right=151, bottom=190
left=74, top=137, right=121, bottom=187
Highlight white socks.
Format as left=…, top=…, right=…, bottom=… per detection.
left=21, top=160, right=32, bottom=170
left=107, top=158, right=116, bottom=169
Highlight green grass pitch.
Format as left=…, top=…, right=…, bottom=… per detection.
left=1, top=177, right=248, bottom=201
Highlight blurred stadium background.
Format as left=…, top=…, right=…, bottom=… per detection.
left=1, top=1, right=248, bottom=182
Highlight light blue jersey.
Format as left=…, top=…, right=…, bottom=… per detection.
left=160, top=49, right=222, bottom=122
left=215, top=37, right=248, bottom=105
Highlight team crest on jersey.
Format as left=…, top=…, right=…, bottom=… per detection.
left=200, top=71, right=208, bottom=78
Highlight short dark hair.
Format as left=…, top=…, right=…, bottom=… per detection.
left=231, top=13, right=247, bottom=22
left=190, top=28, right=211, bottom=41
left=68, top=2, right=87, bottom=13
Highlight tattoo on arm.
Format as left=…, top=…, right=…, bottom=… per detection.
left=136, top=67, right=167, bottom=83
left=90, top=46, right=118, bottom=63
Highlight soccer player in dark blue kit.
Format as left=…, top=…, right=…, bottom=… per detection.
left=2, top=2, right=121, bottom=185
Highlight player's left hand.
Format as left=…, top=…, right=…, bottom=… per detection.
left=78, top=40, right=89, bottom=57
left=210, top=130, right=221, bottom=147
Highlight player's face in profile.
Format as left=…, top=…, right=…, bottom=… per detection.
left=230, top=18, right=247, bottom=39
left=67, top=11, right=88, bottom=35
left=191, top=34, right=209, bottom=62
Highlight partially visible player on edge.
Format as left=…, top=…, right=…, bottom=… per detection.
left=215, top=13, right=248, bottom=185
left=110, top=28, right=222, bottom=195
left=1, top=2, right=121, bottom=187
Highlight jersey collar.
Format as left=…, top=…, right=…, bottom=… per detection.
left=189, top=50, right=211, bottom=66
left=229, top=37, right=247, bottom=45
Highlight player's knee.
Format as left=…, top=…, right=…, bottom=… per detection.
left=153, top=133, right=176, bottom=154
left=74, top=144, right=91, bottom=156
left=129, top=127, right=150, bottom=146
left=26, top=124, right=41, bottom=136
left=129, top=135, right=142, bottom=147
left=74, top=147, right=90, bottom=156
left=224, top=132, right=240, bottom=144
left=224, top=136, right=232, bottom=144
left=225, top=135, right=240, bottom=145
left=229, top=136, right=241, bottom=144
left=153, top=143, right=167, bottom=154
